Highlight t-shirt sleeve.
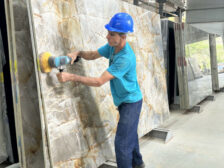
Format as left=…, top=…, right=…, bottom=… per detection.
left=107, top=55, right=131, bottom=78
left=97, top=43, right=110, bottom=59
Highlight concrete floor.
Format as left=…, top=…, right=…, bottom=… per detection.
left=140, top=92, right=224, bottom=168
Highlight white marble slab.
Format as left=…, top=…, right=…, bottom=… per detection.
left=218, top=73, right=224, bottom=88
left=188, top=75, right=212, bottom=107
left=180, top=24, right=213, bottom=108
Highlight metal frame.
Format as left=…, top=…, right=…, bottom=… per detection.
left=134, top=0, right=185, bottom=18
left=134, top=0, right=139, bottom=5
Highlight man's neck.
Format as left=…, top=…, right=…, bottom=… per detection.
left=114, top=41, right=126, bottom=54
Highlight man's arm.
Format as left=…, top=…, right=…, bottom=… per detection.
left=57, top=70, right=114, bottom=87
left=79, top=51, right=101, bottom=60
left=68, top=51, right=101, bottom=63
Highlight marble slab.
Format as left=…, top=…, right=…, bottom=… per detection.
left=216, top=36, right=224, bottom=89
left=27, top=0, right=169, bottom=167
left=5, top=0, right=45, bottom=167
left=218, top=73, right=224, bottom=88
left=0, top=29, right=8, bottom=164
left=185, top=24, right=212, bottom=108
left=4, top=0, right=25, bottom=164
left=175, top=23, right=212, bottom=109
left=222, top=35, right=224, bottom=48
left=186, top=58, right=195, bottom=81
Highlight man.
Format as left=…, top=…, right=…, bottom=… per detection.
left=57, top=12, right=145, bottom=168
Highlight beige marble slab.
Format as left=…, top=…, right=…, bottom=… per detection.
left=27, top=0, right=169, bottom=167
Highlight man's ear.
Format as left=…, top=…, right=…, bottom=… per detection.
left=121, top=34, right=127, bottom=39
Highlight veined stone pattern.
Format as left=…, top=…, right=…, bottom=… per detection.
left=28, top=0, right=169, bottom=167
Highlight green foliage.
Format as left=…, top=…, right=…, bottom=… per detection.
left=216, top=38, right=224, bottom=64
left=185, top=40, right=210, bottom=70
left=185, top=37, right=224, bottom=71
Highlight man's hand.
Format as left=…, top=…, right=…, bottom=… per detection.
left=56, top=71, right=114, bottom=86
left=67, top=51, right=79, bottom=64
left=57, top=72, right=77, bottom=83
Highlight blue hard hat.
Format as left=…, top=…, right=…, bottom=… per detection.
left=105, top=13, right=134, bottom=33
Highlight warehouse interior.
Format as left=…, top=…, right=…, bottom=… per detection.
left=0, top=0, right=223, bottom=168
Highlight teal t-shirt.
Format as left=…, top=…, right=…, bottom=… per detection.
left=98, top=42, right=142, bottom=106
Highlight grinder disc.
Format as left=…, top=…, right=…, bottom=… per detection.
left=39, top=52, right=52, bottom=73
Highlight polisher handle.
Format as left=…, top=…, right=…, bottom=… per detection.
left=59, top=66, right=64, bottom=72
left=74, top=56, right=81, bottom=63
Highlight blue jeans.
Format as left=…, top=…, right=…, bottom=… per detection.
left=115, top=99, right=143, bottom=168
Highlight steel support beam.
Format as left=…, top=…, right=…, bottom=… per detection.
left=156, top=0, right=167, bottom=17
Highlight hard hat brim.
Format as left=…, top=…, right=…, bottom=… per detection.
left=105, top=24, right=133, bottom=33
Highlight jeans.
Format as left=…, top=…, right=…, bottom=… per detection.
left=115, top=99, right=143, bottom=168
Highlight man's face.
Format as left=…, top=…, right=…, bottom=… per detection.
left=106, top=31, right=122, bottom=47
